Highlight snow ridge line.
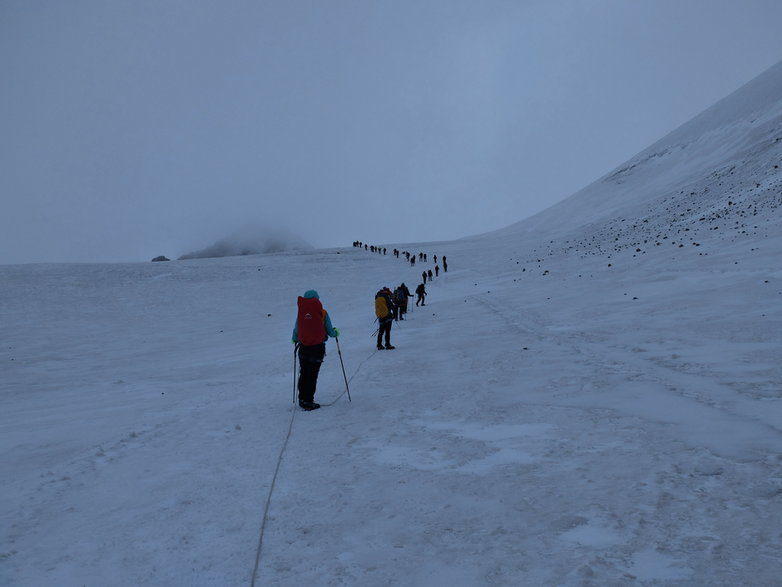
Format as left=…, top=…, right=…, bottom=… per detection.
left=249, top=406, right=296, bottom=586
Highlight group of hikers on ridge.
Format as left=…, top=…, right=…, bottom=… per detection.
left=292, top=244, right=448, bottom=411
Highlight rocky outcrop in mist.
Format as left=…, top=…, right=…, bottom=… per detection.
left=178, top=228, right=311, bottom=260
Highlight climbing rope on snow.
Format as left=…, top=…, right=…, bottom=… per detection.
left=320, top=347, right=378, bottom=406
left=249, top=346, right=377, bottom=583
left=249, top=405, right=296, bottom=587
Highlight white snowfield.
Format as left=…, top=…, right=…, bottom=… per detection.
left=2, top=63, right=782, bottom=586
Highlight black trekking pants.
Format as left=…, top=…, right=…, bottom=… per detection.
left=298, top=343, right=325, bottom=403
left=377, top=320, right=392, bottom=347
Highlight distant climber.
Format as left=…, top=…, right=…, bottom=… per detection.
left=415, top=282, right=426, bottom=306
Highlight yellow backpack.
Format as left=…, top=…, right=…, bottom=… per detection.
left=375, top=295, right=389, bottom=318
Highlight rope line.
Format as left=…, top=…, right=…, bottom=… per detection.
left=321, top=347, right=378, bottom=406
left=249, top=345, right=377, bottom=583
left=249, top=406, right=296, bottom=587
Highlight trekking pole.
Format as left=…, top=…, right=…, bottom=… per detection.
left=335, top=337, right=352, bottom=402
left=292, top=343, right=298, bottom=404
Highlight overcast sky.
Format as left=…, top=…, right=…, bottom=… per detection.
left=2, top=0, right=781, bottom=264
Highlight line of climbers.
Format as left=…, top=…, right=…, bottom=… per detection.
left=352, top=241, right=387, bottom=255
left=292, top=244, right=455, bottom=411
left=291, top=282, right=427, bottom=411
left=352, top=241, right=449, bottom=278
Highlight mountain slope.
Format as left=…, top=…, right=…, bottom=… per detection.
left=492, top=60, right=782, bottom=257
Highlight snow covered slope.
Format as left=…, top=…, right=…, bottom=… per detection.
left=1, top=63, right=781, bottom=585
left=494, top=60, right=782, bottom=243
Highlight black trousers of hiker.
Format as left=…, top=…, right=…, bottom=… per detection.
left=298, top=343, right=325, bottom=403
left=398, top=298, right=407, bottom=319
left=377, top=319, right=392, bottom=348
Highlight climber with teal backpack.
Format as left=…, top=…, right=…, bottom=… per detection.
left=292, top=290, right=339, bottom=411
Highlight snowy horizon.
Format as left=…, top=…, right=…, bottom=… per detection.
left=2, top=58, right=781, bottom=585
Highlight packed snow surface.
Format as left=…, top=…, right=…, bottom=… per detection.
left=2, top=63, right=782, bottom=586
